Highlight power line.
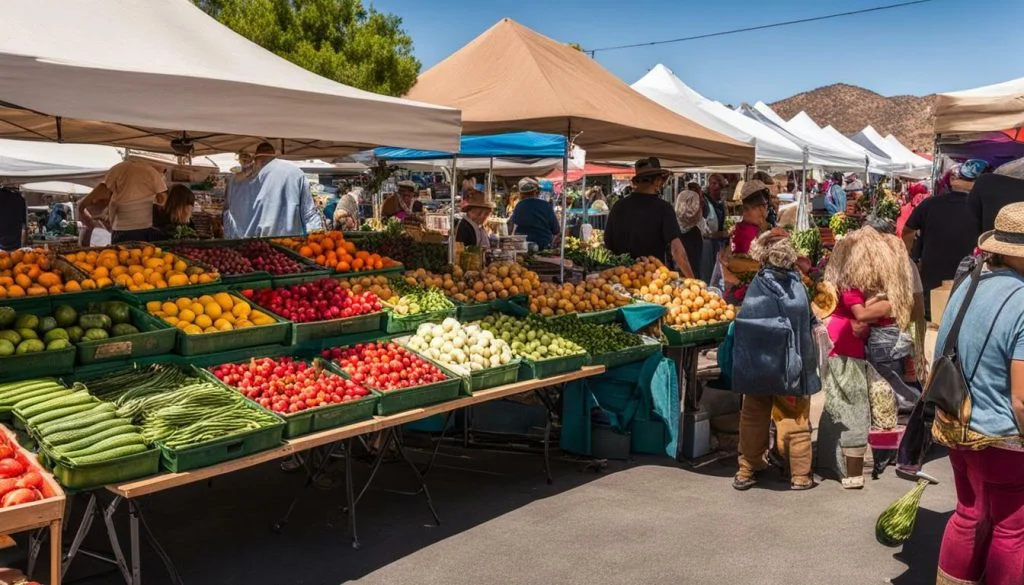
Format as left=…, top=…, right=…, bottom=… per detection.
left=585, top=0, right=937, bottom=55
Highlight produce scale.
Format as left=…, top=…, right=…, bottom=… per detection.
left=0, top=229, right=735, bottom=585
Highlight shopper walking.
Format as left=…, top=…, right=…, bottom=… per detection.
left=673, top=187, right=705, bottom=280
left=933, top=202, right=1024, bottom=585
left=508, top=177, right=560, bottom=251
left=700, top=173, right=729, bottom=283
left=731, top=232, right=820, bottom=490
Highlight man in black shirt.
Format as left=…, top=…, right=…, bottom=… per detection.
left=903, top=161, right=984, bottom=316
left=0, top=188, right=26, bottom=251
left=604, top=157, right=694, bottom=277
left=966, top=167, right=1024, bottom=234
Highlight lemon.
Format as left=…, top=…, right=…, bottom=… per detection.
left=197, top=295, right=215, bottom=306
left=189, top=302, right=205, bottom=316
left=204, top=303, right=222, bottom=319
left=146, top=300, right=162, bottom=313
left=214, top=319, right=234, bottom=331
left=183, top=324, right=203, bottom=335
left=214, top=292, right=234, bottom=312
left=175, top=320, right=190, bottom=331
left=231, top=301, right=251, bottom=319
left=161, top=302, right=179, bottom=317
left=178, top=309, right=196, bottom=324
left=194, top=314, right=213, bottom=329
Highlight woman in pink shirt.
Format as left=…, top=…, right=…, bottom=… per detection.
left=819, top=227, right=913, bottom=488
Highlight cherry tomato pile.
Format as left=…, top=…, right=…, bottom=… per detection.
left=325, top=342, right=447, bottom=391
left=250, top=278, right=382, bottom=323
left=211, top=357, right=371, bottom=414
left=0, top=432, right=45, bottom=508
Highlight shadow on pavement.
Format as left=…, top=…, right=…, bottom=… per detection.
left=890, top=507, right=952, bottom=585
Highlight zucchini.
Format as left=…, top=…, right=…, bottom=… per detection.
left=70, top=444, right=148, bottom=466
left=51, top=425, right=140, bottom=455
left=44, top=418, right=132, bottom=446
left=36, top=405, right=116, bottom=436
left=12, top=389, right=74, bottom=411
left=28, top=401, right=100, bottom=427
left=62, top=433, right=145, bottom=459
left=21, top=391, right=93, bottom=420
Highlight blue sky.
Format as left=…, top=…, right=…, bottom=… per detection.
left=372, top=0, right=1024, bottom=105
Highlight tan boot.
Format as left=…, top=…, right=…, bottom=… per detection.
left=935, top=567, right=979, bottom=585
left=842, top=455, right=865, bottom=489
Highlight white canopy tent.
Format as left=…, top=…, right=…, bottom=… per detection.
left=0, top=0, right=461, bottom=157
left=786, top=112, right=895, bottom=175
left=883, top=135, right=933, bottom=169
left=744, top=103, right=866, bottom=171
left=631, top=65, right=805, bottom=170
left=20, top=181, right=93, bottom=196
left=821, top=125, right=897, bottom=174
left=850, top=126, right=930, bottom=178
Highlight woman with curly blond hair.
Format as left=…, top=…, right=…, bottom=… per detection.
left=819, top=226, right=913, bottom=488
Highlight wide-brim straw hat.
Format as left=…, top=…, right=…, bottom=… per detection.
left=633, top=157, right=672, bottom=179
left=978, top=201, right=1024, bottom=257
left=739, top=179, right=770, bottom=202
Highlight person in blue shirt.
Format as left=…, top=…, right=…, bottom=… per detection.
left=824, top=171, right=847, bottom=216
left=223, top=142, right=324, bottom=238
left=932, top=201, right=1024, bottom=585
left=508, top=177, right=560, bottom=250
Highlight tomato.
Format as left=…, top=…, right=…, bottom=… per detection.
left=1, top=488, right=40, bottom=507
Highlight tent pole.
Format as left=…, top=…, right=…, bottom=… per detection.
left=866, top=155, right=875, bottom=216
left=487, top=157, right=494, bottom=198
left=797, top=148, right=809, bottom=232
left=449, top=156, right=458, bottom=265
left=559, top=123, right=570, bottom=283
left=930, top=134, right=941, bottom=195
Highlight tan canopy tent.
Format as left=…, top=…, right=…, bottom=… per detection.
left=934, top=76, right=1024, bottom=134
left=0, top=0, right=462, bottom=157
left=405, top=19, right=753, bottom=167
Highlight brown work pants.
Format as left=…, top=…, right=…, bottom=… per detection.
left=737, top=394, right=813, bottom=483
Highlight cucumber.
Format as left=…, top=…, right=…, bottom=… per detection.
left=62, top=433, right=145, bottom=459
left=0, top=379, right=60, bottom=400
left=70, top=444, right=148, bottom=466
left=36, top=405, right=116, bottom=436
left=0, top=384, right=66, bottom=407
left=44, top=418, right=132, bottom=446
left=22, top=391, right=93, bottom=420
left=12, top=389, right=73, bottom=411
left=51, top=425, right=140, bottom=455
left=28, top=401, right=100, bottom=427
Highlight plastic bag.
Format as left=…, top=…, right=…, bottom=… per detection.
left=813, top=322, right=833, bottom=378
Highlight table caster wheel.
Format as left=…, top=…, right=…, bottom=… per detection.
left=271, top=521, right=286, bottom=534
left=351, top=540, right=361, bottom=550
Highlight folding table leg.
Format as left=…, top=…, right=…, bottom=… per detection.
left=273, top=444, right=338, bottom=533
left=62, top=493, right=99, bottom=578
left=533, top=387, right=558, bottom=484
left=26, top=528, right=44, bottom=578
left=100, top=496, right=132, bottom=585
left=133, top=500, right=183, bottom=585
left=392, top=429, right=441, bottom=526
left=344, top=438, right=360, bottom=550
left=419, top=409, right=456, bottom=478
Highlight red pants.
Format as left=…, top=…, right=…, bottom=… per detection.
left=938, top=448, right=1024, bottom=585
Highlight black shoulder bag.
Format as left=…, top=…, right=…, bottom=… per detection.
left=923, top=261, right=984, bottom=419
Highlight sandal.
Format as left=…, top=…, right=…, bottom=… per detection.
left=790, top=477, right=815, bottom=491
left=841, top=476, right=865, bottom=490
left=732, top=474, right=757, bottom=491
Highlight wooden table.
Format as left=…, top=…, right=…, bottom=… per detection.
left=65, top=366, right=606, bottom=585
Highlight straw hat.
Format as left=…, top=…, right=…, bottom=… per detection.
left=978, top=202, right=1024, bottom=258
left=397, top=180, right=418, bottom=191
left=461, top=189, right=495, bottom=211
left=517, top=177, right=540, bottom=193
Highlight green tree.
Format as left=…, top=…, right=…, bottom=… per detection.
left=194, top=0, right=421, bottom=96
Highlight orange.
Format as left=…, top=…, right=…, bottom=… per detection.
left=48, top=284, right=63, bottom=294
left=161, top=302, right=179, bottom=316
left=315, top=254, right=326, bottom=266
left=37, top=272, right=61, bottom=288
left=6, top=285, right=24, bottom=298
left=173, top=260, right=187, bottom=273
left=320, top=237, right=335, bottom=251
left=26, top=285, right=47, bottom=296
left=80, top=279, right=97, bottom=290
left=163, top=316, right=179, bottom=326
left=115, top=274, right=132, bottom=287
left=298, top=246, right=313, bottom=258
left=343, top=241, right=356, bottom=254
left=93, top=266, right=110, bottom=279
left=167, top=273, right=188, bottom=287
left=197, top=274, right=214, bottom=284
left=0, top=289, right=7, bottom=299
left=14, top=274, right=31, bottom=289
left=64, top=280, right=82, bottom=292
left=176, top=297, right=193, bottom=311
left=0, top=277, right=13, bottom=287
left=337, top=261, right=351, bottom=272
left=309, top=243, right=323, bottom=256
left=147, top=272, right=164, bottom=286
left=127, top=265, right=144, bottom=275
left=146, top=300, right=162, bottom=313
left=351, top=258, right=364, bottom=270
left=132, top=272, right=146, bottom=285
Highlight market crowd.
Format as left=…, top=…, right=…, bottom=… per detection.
left=597, top=154, right=1024, bottom=585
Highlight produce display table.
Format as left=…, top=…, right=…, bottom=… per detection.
left=60, top=366, right=605, bottom=585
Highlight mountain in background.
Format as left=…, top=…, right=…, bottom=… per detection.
left=770, top=83, right=936, bottom=153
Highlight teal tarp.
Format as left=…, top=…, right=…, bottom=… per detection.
left=618, top=302, right=666, bottom=332
left=561, top=353, right=679, bottom=457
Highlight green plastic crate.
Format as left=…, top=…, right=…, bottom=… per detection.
left=173, top=319, right=290, bottom=356
left=469, top=360, right=521, bottom=392
left=372, top=377, right=462, bottom=416
left=0, top=347, right=76, bottom=382
left=156, top=410, right=285, bottom=472
left=46, top=447, right=161, bottom=491
left=384, top=307, right=455, bottom=334
left=76, top=307, right=177, bottom=364
left=588, top=341, right=663, bottom=370
left=199, top=359, right=380, bottom=438
left=661, top=322, right=730, bottom=347
left=518, top=352, right=590, bottom=380
left=287, top=312, right=384, bottom=345
left=552, top=306, right=621, bottom=325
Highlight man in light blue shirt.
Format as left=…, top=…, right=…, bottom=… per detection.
left=223, top=142, right=324, bottom=238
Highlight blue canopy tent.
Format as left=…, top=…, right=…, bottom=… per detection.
left=373, top=132, right=570, bottom=263
left=374, top=131, right=567, bottom=161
